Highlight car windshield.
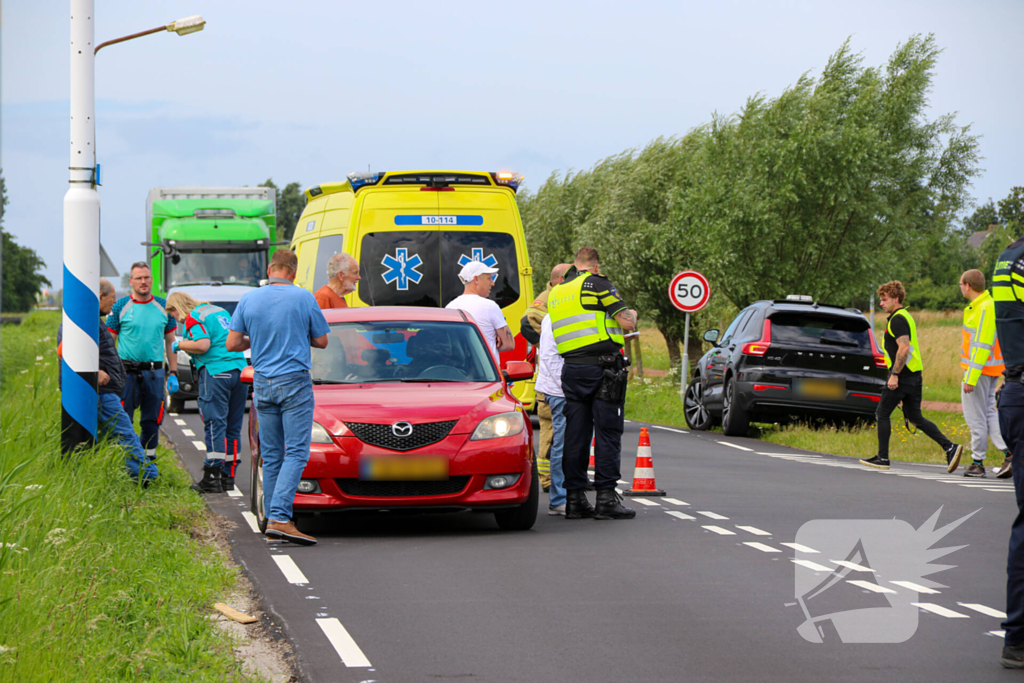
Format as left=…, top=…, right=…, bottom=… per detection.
left=166, top=251, right=266, bottom=288
left=310, top=321, right=500, bottom=384
left=769, top=313, right=871, bottom=350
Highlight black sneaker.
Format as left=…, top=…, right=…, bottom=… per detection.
left=860, top=455, right=890, bottom=470
left=945, top=444, right=963, bottom=473
left=1001, top=642, right=1024, bottom=669
left=996, top=455, right=1013, bottom=479
left=964, top=461, right=986, bottom=478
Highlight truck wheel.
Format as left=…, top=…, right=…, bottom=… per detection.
left=721, top=376, right=750, bottom=437
left=494, top=462, right=539, bottom=531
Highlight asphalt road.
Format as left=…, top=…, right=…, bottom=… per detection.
left=164, top=403, right=1021, bottom=683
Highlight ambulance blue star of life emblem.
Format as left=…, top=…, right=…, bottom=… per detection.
left=458, top=248, right=499, bottom=281
left=381, top=248, right=424, bottom=291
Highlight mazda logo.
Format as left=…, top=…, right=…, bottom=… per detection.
left=392, top=422, right=413, bottom=437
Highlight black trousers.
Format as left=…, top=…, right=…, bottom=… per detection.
left=875, top=374, right=952, bottom=458
left=999, top=380, right=1024, bottom=643
left=560, top=363, right=624, bottom=490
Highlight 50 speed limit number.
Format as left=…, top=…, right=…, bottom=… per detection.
left=668, top=271, right=710, bottom=312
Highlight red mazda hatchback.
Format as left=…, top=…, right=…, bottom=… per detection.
left=243, top=306, right=538, bottom=531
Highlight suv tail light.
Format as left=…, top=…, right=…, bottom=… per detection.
left=741, top=319, right=772, bottom=356
left=868, top=329, right=887, bottom=368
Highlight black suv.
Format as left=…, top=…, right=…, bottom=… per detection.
left=683, top=299, right=887, bottom=436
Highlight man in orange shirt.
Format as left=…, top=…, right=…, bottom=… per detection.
left=315, top=252, right=361, bottom=310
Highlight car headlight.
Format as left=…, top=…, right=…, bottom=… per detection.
left=471, top=412, right=525, bottom=441
left=311, top=422, right=333, bottom=444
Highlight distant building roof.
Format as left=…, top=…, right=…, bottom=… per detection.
left=968, top=224, right=999, bottom=249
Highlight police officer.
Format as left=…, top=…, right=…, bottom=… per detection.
left=548, top=247, right=638, bottom=520
left=994, top=235, right=1024, bottom=668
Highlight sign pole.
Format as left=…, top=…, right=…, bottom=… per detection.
left=680, top=311, right=690, bottom=394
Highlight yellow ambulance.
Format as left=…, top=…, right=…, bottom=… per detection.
left=291, top=170, right=536, bottom=409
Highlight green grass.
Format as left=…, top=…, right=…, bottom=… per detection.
left=0, top=312, right=261, bottom=682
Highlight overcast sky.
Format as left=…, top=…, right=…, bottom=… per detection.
left=3, top=0, right=1021, bottom=288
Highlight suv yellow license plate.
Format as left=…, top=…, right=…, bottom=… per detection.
left=359, top=456, right=449, bottom=481
left=795, top=378, right=846, bottom=400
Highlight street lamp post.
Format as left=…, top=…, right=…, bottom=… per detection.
left=61, top=2, right=205, bottom=454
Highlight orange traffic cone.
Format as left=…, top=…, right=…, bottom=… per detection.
left=623, top=428, right=666, bottom=497
left=588, top=437, right=596, bottom=470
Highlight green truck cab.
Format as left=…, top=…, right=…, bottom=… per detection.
left=145, top=187, right=280, bottom=298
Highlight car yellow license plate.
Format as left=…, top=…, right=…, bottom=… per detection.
left=795, top=378, right=846, bottom=400
left=359, top=456, right=449, bottom=481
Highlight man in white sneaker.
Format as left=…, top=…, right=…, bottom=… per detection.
left=445, top=261, right=514, bottom=360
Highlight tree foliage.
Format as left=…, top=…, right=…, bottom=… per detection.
left=1, top=173, right=52, bottom=313
left=259, top=178, right=306, bottom=242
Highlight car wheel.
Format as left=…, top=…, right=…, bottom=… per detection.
left=494, top=460, right=539, bottom=531
left=168, top=396, right=185, bottom=414
left=721, top=376, right=750, bottom=437
left=682, top=378, right=713, bottom=431
left=249, top=454, right=268, bottom=533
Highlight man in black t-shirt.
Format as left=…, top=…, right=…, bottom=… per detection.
left=860, top=281, right=963, bottom=471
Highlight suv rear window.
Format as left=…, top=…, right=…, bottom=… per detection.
left=769, top=312, right=870, bottom=350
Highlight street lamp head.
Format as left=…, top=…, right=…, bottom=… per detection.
left=167, top=15, right=205, bottom=36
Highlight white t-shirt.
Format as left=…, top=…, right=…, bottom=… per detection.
left=446, top=294, right=509, bottom=360
left=534, top=315, right=564, bottom=398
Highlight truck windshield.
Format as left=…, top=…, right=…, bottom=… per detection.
left=167, top=251, right=266, bottom=288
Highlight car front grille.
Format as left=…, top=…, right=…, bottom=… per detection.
left=336, top=476, right=471, bottom=498
left=344, top=420, right=458, bottom=451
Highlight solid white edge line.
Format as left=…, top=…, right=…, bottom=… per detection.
left=743, top=542, right=780, bottom=553
left=191, top=440, right=207, bottom=451
left=631, top=498, right=661, bottom=507
left=719, top=441, right=753, bottom=452
left=736, top=525, right=771, bottom=536
left=226, top=488, right=243, bottom=498
left=984, top=488, right=1015, bottom=492
left=651, top=425, right=689, bottom=434
left=665, top=510, right=696, bottom=520
left=781, top=542, right=819, bottom=554
left=241, top=511, right=261, bottom=533
left=848, top=580, right=896, bottom=594
left=697, top=511, right=729, bottom=520
left=662, top=498, right=689, bottom=506
left=890, top=580, right=940, bottom=594
left=272, top=555, right=309, bottom=585
left=912, top=602, right=969, bottom=618
left=702, top=525, right=735, bottom=535
left=316, top=618, right=372, bottom=667
left=958, top=603, right=1007, bottom=619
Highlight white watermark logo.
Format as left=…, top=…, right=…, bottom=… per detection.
left=794, top=507, right=977, bottom=643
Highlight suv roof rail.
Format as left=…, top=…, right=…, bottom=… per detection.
left=769, top=299, right=852, bottom=312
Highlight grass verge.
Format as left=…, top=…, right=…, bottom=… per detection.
left=0, top=311, right=262, bottom=682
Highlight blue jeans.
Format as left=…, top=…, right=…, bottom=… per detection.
left=99, top=393, right=158, bottom=482
left=120, top=367, right=165, bottom=454
left=1001, top=381, right=1024, bottom=644
left=546, top=395, right=568, bottom=508
left=198, top=367, right=247, bottom=474
left=254, top=371, right=314, bottom=523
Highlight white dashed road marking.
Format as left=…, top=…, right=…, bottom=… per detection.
left=781, top=542, right=819, bottom=554
left=631, top=498, right=661, bottom=507
left=913, top=603, right=969, bottom=618
left=736, top=525, right=771, bottom=536
left=241, top=512, right=261, bottom=533
left=959, top=603, right=1007, bottom=619
left=316, top=618, right=372, bottom=667
left=848, top=580, right=896, bottom=594
left=719, top=441, right=753, bottom=452
left=662, top=498, right=688, bottom=506
left=743, top=542, right=780, bottom=553
left=702, top=525, right=736, bottom=535
left=990, top=630, right=1007, bottom=638
left=174, top=419, right=186, bottom=426
left=832, top=560, right=875, bottom=573
left=651, top=425, right=689, bottom=434
left=226, top=488, right=243, bottom=498
left=192, top=441, right=207, bottom=451
left=697, top=511, right=728, bottom=520
left=182, top=429, right=195, bottom=437
left=665, top=510, right=695, bottom=521
left=890, top=580, right=940, bottom=594
left=617, top=480, right=630, bottom=485
left=272, top=555, right=309, bottom=585
left=792, top=559, right=833, bottom=572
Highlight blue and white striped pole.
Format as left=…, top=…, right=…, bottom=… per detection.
left=61, top=0, right=100, bottom=453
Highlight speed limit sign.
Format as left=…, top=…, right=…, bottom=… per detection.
left=668, top=271, right=710, bottom=312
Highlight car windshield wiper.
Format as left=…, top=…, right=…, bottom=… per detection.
left=312, top=379, right=357, bottom=385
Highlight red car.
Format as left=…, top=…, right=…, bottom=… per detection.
left=242, top=306, right=538, bottom=531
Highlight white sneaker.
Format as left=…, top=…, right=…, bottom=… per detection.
left=548, top=505, right=566, bottom=516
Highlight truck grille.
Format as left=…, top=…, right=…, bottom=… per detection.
left=336, top=477, right=471, bottom=498
left=343, top=420, right=458, bottom=451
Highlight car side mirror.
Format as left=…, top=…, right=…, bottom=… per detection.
left=503, top=360, right=534, bottom=382
left=240, top=366, right=254, bottom=384
left=703, top=329, right=720, bottom=345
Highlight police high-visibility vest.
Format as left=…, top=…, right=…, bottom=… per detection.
left=992, top=240, right=1024, bottom=368
left=883, top=308, right=923, bottom=373
left=960, top=290, right=1004, bottom=384
left=547, top=272, right=625, bottom=355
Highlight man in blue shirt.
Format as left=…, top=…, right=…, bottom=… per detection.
left=167, top=292, right=248, bottom=494
left=107, top=262, right=179, bottom=458
left=228, top=249, right=329, bottom=546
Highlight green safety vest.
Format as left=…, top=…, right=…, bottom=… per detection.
left=883, top=308, right=923, bottom=373
left=547, top=272, right=625, bottom=355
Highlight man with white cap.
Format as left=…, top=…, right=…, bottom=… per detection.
left=446, top=261, right=515, bottom=360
